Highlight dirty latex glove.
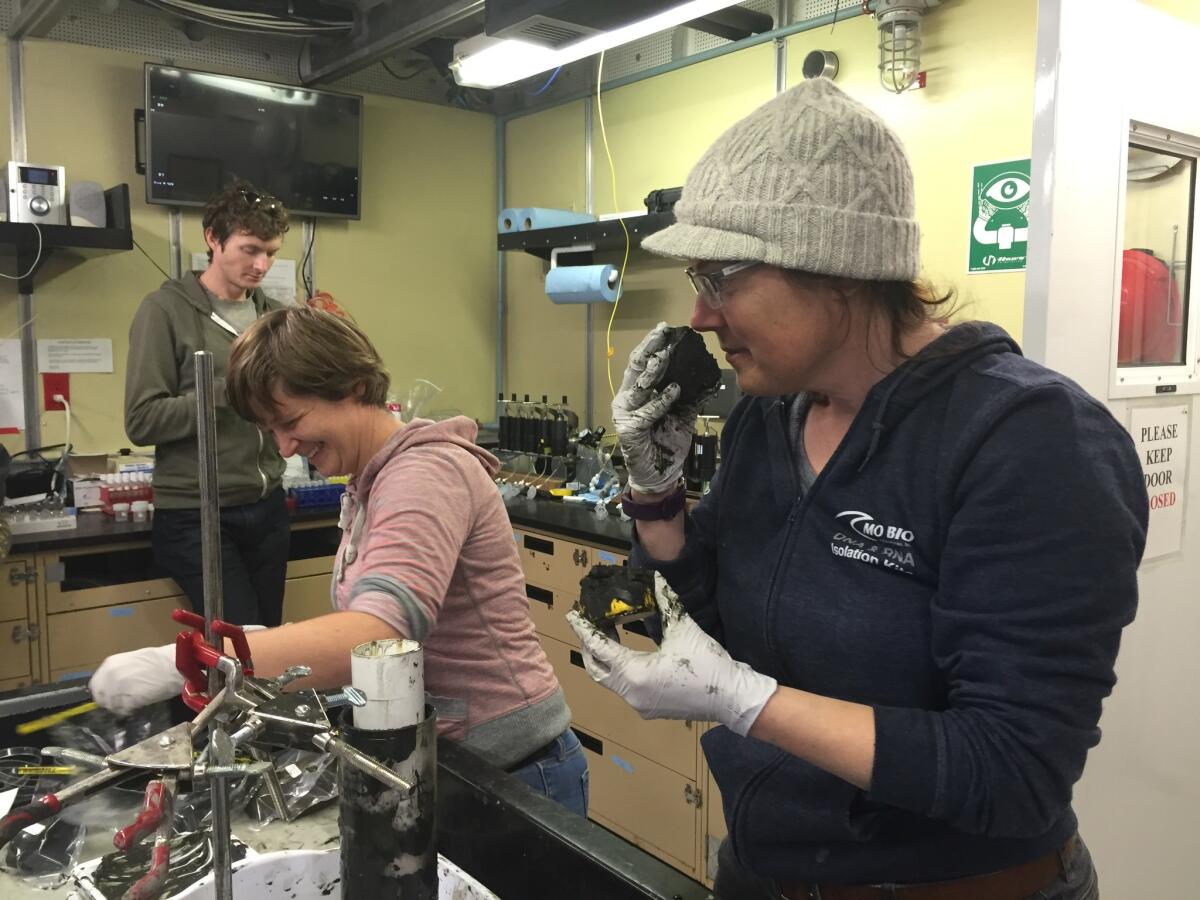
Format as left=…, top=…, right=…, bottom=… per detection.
left=89, top=644, right=182, bottom=717
left=611, top=322, right=700, bottom=495
left=566, top=573, right=777, bottom=736
left=89, top=625, right=266, bottom=716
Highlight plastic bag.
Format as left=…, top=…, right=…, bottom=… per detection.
left=244, top=748, right=338, bottom=827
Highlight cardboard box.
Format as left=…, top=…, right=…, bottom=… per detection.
left=66, top=453, right=108, bottom=478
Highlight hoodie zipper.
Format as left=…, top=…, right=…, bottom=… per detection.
left=759, top=401, right=868, bottom=665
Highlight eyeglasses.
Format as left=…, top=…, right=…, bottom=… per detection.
left=238, top=189, right=282, bottom=212
left=685, top=260, right=760, bottom=310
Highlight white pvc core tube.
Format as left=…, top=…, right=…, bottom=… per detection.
left=349, top=638, right=425, bottom=730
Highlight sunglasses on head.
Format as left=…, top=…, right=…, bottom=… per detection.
left=238, top=189, right=282, bottom=212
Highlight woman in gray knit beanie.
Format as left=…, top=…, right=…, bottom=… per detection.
left=568, top=78, right=1145, bottom=900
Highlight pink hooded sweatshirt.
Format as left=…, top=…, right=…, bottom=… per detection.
left=332, top=417, right=569, bottom=768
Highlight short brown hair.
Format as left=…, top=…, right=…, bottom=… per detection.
left=202, top=180, right=290, bottom=261
left=227, top=307, right=390, bottom=425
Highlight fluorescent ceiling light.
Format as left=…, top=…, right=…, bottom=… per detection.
left=451, top=1, right=741, bottom=89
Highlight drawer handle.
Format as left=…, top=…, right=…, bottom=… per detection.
left=11, top=623, right=39, bottom=643
left=571, top=727, right=602, bottom=755
left=569, top=650, right=584, bottom=669
left=523, top=535, right=554, bottom=555
left=525, top=585, right=553, bottom=607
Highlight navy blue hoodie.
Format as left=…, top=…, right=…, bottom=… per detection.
left=634, top=323, right=1148, bottom=884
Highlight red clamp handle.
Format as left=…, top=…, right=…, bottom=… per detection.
left=172, top=609, right=255, bottom=711
left=0, top=795, right=62, bottom=850
left=113, top=780, right=166, bottom=851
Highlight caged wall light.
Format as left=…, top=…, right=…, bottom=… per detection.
left=874, top=0, right=940, bottom=94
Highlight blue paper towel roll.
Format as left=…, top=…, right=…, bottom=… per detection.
left=498, top=208, right=522, bottom=233
left=545, top=265, right=618, bottom=304
left=521, top=208, right=597, bottom=230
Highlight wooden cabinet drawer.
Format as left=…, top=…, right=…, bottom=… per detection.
left=515, top=529, right=594, bottom=594
left=1, top=619, right=33, bottom=682
left=0, top=560, right=32, bottom=621
left=524, top=582, right=579, bottom=648
left=544, top=634, right=697, bottom=780
left=283, top=573, right=334, bottom=623
left=578, top=727, right=701, bottom=876
left=44, top=545, right=181, bottom=614
left=48, top=596, right=185, bottom=673
left=0, top=675, right=33, bottom=692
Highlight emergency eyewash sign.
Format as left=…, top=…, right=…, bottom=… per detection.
left=1130, top=404, right=1188, bottom=560
left=969, top=159, right=1031, bottom=273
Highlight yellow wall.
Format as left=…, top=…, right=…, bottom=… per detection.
left=2, top=38, right=495, bottom=455
left=502, top=0, right=1040, bottom=429
left=1141, top=0, right=1200, bottom=28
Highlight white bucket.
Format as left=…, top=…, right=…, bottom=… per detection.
left=74, top=847, right=498, bottom=900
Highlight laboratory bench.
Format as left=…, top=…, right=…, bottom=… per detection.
left=0, top=492, right=729, bottom=889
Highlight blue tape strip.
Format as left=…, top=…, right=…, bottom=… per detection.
left=109, top=607, right=133, bottom=617
left=609, top=755, right=634, bottom=775
left=598, top=551, right=616, bottom=564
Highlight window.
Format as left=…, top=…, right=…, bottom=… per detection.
left=1112, top=125, right=1200, bottom=396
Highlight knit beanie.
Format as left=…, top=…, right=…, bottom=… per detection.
left=641, top=78, right=920, bottom=281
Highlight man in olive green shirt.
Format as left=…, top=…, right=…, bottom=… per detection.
left=124, top=182, right=291, bottom=626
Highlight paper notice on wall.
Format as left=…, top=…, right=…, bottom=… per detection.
left=1130, top=403, right=1189, bottom=560
left=190, top=254, right=297, bottom=305
left=0, top=340, right=24, bottom=433
left=261, top=259, right=297, bottom=306
left=38, top=339, right=113, bottom=373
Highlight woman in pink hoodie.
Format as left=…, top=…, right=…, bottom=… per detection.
left=89, top=307, right=586, bottom=815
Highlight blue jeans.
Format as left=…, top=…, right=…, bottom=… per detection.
left=508, top=728, right=589, bottom=817
left=714, top=834, right=1100, bottom=900
left=152, top=488, right=290, bottom=627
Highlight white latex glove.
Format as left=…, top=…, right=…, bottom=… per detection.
left=611, top=322, right=704, bottom=495
left=566, top=573, right=777, bottom=736
left=89, top=625, right=266, bottom=716
left=89, top=644, right=182, bottom=717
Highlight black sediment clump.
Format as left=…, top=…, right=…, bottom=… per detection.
left=576, top=565, right=658, bottom=641
left=655, top=326, right=721, bottom=410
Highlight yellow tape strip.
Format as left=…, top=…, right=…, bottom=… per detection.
left=16, top=765, right=78, bottom=776
left=15, top=701, right=98, bottom=735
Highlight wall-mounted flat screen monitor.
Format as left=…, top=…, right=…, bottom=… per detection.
left=145, top=64, right=362, bottom=219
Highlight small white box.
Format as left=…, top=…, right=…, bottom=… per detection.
left=70, top=477, right=103, bottom=509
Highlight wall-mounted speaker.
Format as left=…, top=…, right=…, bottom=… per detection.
left=68, top=181, right=106, bottom=228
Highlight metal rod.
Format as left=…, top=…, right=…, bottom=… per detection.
left=169, top=208, right=183, bottom=280
left=9, top=39, right=26, bottom=162
left=1166, top=225, right=1182, bottom=327
left=583, top=96, right=595, bottom=431
left=194, top=351, right=233, bottom=900
left=313, top=732, right=414, bottom=793
left=775, top=0, right=789, bottom=94
left=495, top=115, right=507, bottom=415
left=18, top=292, right=38, bottom=447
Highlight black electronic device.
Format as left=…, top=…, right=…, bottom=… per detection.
left=699, top=368, right=741, bottom=419
left=643, top=186, right=682, bottom=214
left=655, top=327, right=721, bottom=410
left=684, top=432, right=718, bottom=492
left=144, top=64, right=363, bottom=219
